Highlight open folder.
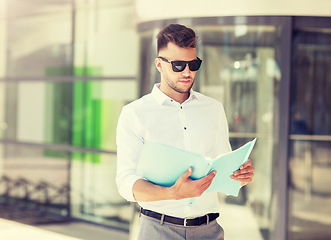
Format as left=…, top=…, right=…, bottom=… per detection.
left=137, top=138, right=256, bottom=200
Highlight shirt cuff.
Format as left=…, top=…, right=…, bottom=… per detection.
left=118, top=174, right=143, bottom=202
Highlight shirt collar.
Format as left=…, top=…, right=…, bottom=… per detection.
left=151, top=83, right=199, bottom=105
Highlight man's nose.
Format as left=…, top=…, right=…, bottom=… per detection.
left=181, top=63, right=191, bottom=76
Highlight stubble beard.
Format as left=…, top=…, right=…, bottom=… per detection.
left=165, top=76, right=194, bottom=94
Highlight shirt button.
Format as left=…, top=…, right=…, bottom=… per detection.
left=170, top=99, right=173, bottom=102
left=184, top=127, right=187, bottom=130
left=180, top=106, right=183, bottom=109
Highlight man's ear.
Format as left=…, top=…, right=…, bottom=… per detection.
left=155, top=58, right=163, bottom=73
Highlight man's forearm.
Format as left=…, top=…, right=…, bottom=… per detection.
left=132, top=168, right=217, bottom=202
left=132, top=179, right=175, bottom=202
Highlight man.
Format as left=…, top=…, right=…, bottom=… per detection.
left=116, top=24, right=254, bottom=240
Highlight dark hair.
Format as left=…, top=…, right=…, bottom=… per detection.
left=156, top=24, right=199, bottom=53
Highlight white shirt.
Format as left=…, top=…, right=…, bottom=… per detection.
left=116, top=83, right=231, bottom=218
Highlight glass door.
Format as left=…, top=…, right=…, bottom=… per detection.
left=193, top=23, right=282, bottom=240
left=136, top=17, right=289, bottom=240
left=288, top=18, right=331, bottom=240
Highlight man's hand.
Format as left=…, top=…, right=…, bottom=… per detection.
left=230, top=159, right=254, bottom=186
left=170, top=167, right=216, bottom=200
left=132, top=167, right=216, bottom=202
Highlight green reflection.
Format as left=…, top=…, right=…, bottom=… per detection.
left=72, top=79, right=127, bottom=157
left=72, top=80, right=99, bottom=163
left=74, top=67, right=103, bottom=76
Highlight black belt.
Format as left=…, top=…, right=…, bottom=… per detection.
left=140, top=208, right=219, bottom=227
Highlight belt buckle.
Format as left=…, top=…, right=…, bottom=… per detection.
left=183, top=217, right=195, bottom=227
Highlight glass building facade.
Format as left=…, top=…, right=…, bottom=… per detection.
left=0, top=1, right=331, bottom=240
left=0, top=0, right=138, bottom=230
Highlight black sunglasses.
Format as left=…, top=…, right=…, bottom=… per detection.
left=158, top=56, right=202, bottom=72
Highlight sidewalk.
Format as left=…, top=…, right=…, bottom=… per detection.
left=0, top=218, right=81, bottom=240
left=0, top=218, right=129, bottom=240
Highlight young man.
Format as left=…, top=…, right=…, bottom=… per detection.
left=116, top=24, right=254, bottom=240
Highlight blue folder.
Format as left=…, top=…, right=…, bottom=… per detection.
left=137, top=138, right=256, bottom=201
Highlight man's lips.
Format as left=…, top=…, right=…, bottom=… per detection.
left=179, top=79, right=191, bottom=84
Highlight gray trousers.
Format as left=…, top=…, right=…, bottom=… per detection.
left=138, top=214, right=224, bottom=240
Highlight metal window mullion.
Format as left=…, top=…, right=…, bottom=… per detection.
left=0, top=76, right=136, bottom=82
left=0, top=139, right=116, bottom=155
left=275, top=16, right=293, bottom=240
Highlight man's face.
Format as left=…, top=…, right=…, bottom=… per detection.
left=156, top=42, right=198, bottom=95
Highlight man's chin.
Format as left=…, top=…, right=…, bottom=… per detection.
left=166, top=80, right=194, bottom=94
left=180, top=82, right=193, bottom=91
left=174, top=85, right=192, bottom=94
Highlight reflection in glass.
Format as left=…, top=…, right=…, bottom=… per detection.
left=0, top=82, right=5, bottom=140
left=1, top=0, right=139, bottom=230
left=196, top=25, right=280, bottom=240
left=289, top=28, right=331, bottom=240
left=72, top=80, right=138, bottom=152
left=0, top=143, right=131, bottom=228
left=71, top=152, right=131, bottom=230
left=291, top=30, right=331, bottom=136
left=7, top=11, right=72, bottom=77
left=2, top=80, right=137, bottom=152
left=2, top=81, right=72, bottom=145
left=288, top=140, right=331, bottom=239
left=138, top=30, right=158, bottom=96
left=0, top=143, right=70, bottom=222
left=74, top=6, right=138, bottom=77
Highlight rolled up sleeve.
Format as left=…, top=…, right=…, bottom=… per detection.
left=116, top=106, right=144, bottom=202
